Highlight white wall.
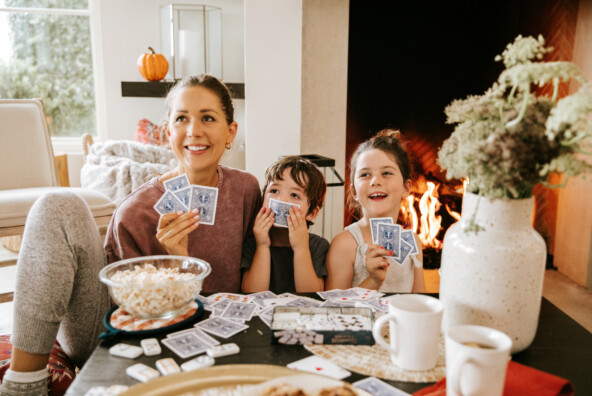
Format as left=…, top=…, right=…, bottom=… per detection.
left=244, top=0, right=303, bottom=185
left=95, top=0, right=245, bottom=142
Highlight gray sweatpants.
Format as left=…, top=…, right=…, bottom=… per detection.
left=11, top=191, right=110, bottom=368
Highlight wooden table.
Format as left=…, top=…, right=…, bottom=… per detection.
left=65, top=297, right=592, bottom=395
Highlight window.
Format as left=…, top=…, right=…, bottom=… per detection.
left=0, top=0, right=96, bottom=137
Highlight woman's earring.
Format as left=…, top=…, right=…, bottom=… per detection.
left=225, top=142, right=232, bottom=150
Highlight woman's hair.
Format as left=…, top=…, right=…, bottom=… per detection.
left=165, top=74, right=234, bottom=124
left=347, top=129, right=413, bottom=218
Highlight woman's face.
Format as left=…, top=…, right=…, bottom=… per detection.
left=167, top=85, right=237, bottom=177
left=352, top=149, right=410, bottom=218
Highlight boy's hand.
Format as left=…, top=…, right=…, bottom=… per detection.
left=287, top=206, right=309, bottom=251
left=365, top=244, right=392, bottom=286
left=156, top=209, right=200, bottom=256
left=253, top=207, right=274, bottom=247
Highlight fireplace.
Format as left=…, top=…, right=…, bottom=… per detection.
left=345, top=0, right=580, bottom=268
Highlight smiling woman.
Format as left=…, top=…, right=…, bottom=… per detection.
left=105, top=75, right=262, bottom=293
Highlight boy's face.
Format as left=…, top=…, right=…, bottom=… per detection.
left=263, top=169, right=318, bottom=222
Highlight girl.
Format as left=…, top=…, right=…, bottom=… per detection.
left=325, top=129, right=425, bottom=293
left=0, top=75, right=261, bottom=396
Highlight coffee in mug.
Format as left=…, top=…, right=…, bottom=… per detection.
left=446, top=325, right=512, bottom=396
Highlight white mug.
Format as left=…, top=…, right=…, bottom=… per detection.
left=372, top=294, right=443, bottom=371
left=446, top=325, right=512, bottom=396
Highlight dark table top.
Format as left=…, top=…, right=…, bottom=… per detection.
left=66, top=297, right=592, bottom=395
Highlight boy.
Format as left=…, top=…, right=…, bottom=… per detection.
left=241, top=156, right=328, bottom=293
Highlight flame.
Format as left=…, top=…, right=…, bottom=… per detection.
left=401, top=182, right=444, bottom=250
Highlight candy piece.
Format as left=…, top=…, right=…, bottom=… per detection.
left=140, top=338, right=161, bottom=356
left=155, top=357, right=181, bottom=376
left=206, top=343, right=240, bottom=358
left=180, top=355, right=215, bottom=371
left=109, top=343, right=143, bottom=359
left=126, top=363, right=160, bottom=382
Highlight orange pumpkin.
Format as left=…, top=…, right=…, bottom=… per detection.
left=137, top=47, right=169, bottom=81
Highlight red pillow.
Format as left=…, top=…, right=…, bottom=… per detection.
left=0, top=335, right=76, bottom=396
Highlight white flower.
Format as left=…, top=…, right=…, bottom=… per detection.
left=438, top=35, right=592, bottom=199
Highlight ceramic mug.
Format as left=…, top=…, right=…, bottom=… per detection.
left=446, top=325, right=512, bottom=396
left=372, top=294, right=443, bottom=371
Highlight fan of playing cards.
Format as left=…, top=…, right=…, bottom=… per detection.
left=154, top=174, right=218, bottom=225
left=370, top=218, right=420, bottom=265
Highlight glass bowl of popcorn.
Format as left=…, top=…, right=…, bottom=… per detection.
left=99, top=255, right=211, bottom=320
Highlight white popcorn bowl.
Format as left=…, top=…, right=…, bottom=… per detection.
left=99, top=255, right=211, bottom=320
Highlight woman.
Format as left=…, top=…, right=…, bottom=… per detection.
left=0, top=75, right=261, bottom=396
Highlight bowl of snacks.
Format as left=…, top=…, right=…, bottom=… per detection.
left=99, top=255, right=211, bottom=320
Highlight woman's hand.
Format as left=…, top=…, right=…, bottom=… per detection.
left=253, top=207, right=274, bottom=248
left=287, top=206, right=309, bottom=251
left=363, top=244, right=392, bottom=288
left=156, top=209, right=200, bottom=256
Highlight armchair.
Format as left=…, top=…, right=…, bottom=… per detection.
left=0, top=99, right=115, bottom=241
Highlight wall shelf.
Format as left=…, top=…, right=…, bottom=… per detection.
left=121, top=81, right=245, bottom=99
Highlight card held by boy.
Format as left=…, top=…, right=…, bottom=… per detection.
left=189, top=185, right=218, bottom=225
left=269, top=198, right=300, bottom=228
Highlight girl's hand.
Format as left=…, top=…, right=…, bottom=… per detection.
left=287, top=206, right=309, bottom=251
left=364, top=244, right=392, bottom=287
left=253, top=207, right=274, bottom=247
left=156, top=209, right=200, bottom=256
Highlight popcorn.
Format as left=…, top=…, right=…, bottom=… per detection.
left=109, top=264, right=200, bottom=318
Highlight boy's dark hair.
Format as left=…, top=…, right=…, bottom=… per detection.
left=263, top=156, right=327, bottom=225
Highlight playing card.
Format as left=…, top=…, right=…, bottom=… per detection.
left=287, top=356, right=351, bottom=380
left=173, top=186, right=191, bottom=210
left=394, top=239, right=414, bottom=265
left=353, top=287, right=384, bottom=300
left=161, top=333, right=210, bottom=359
left=269, top=198, right=300, bottom=228
left=317, top=289, right=360, bottom=300
left=220, top=301, right=258, bottom=321
left=285, top=297, right=322, bottom=307
left=189, top=185, right=218, bottom=225
left=210, top=299, right=232, bottom=311
left=154, top=190, right=187, bottom=215
left=400, top=229, right=419, bottom=255
left=250, top=291, right=278, bottom=307
left=353, top=376, right=412, bottom=396
left=370, top=217, right=394, bottom=244
left=163, top=173, right=190, bottom=192
left=208, top=293, right=252, bottom=303
left=377, top=223, right=401, bottom=258
left=197, top=317, right=249, bottom=338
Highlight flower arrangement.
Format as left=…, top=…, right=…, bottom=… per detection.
left=438, top=35, right=592, bottom=199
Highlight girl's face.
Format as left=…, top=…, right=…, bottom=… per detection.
left=167, top=85, right=237, bottom=178
left=352, top=149, right=411, bottom=218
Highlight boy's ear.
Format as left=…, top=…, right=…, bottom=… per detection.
left=305, top=206, right=321, bottom=221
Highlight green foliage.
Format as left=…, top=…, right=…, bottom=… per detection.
left=438, top=35, right=592, bottom=199
left=0, top=0, right=95, bottom=137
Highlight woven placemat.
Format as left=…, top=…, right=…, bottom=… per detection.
left=304, top=335, right=446, bottom=383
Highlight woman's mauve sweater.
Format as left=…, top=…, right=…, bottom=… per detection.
left=104, top=166, right=262, bottom=293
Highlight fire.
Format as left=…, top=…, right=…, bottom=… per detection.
left=401, top=181, right=444, bottom=250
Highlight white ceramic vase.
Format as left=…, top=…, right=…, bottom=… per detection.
left=439, top=191, right=547, bottom=353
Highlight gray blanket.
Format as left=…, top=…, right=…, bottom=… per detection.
left=81, top=140, right=177, bottom=203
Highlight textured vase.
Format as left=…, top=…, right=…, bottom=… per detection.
left=439, top=192, right=546, bottom=353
